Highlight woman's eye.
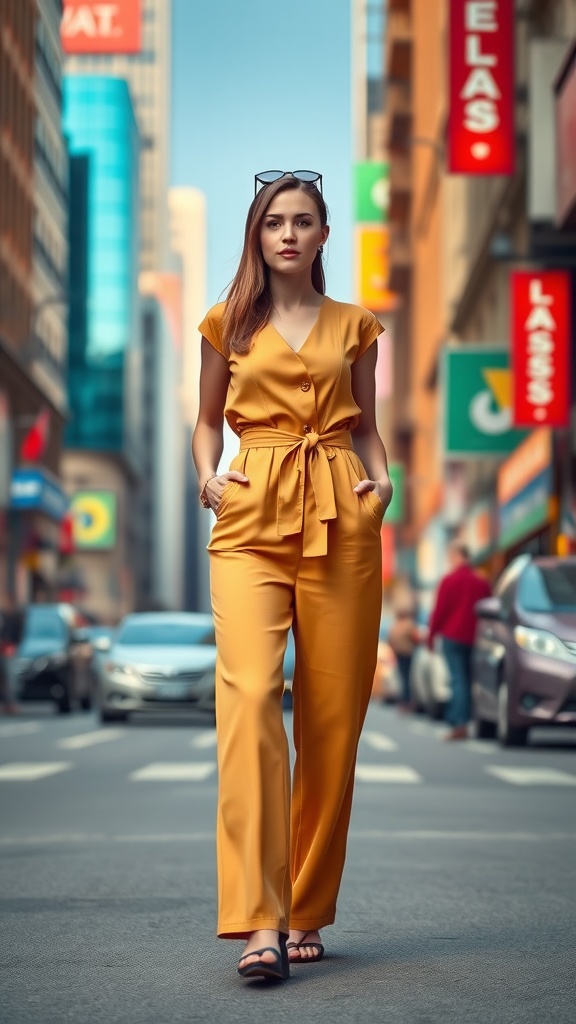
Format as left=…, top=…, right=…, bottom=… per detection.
left=298, top=220, right=312, bottom=228
left=266, top=221, right=280, bottom=229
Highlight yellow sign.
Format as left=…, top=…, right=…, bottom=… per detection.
left=355, top=226, right=396, bottom=313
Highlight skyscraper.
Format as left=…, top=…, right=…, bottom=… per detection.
left=63, top=0, right=171, bottom=271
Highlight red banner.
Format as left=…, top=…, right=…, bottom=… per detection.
left=511, top=271, right=572, bottom=428
left=448, top=0, right=515, bottom=175
left=61, top=1, right=141, bottom=55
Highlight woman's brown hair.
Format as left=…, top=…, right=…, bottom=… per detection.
left=222, top=178, right=329, bottom=354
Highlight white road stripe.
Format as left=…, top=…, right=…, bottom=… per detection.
left=189, top=730, right=217, bottom=749
left=361, top=731, right=398, bottom=752
left=486, top=766, right=576, bottom=786
left=129, top=762, right=216, bottom=781
left=355, top=764, right=422, bottom=783
left=57, top=729, right=125, bottom=749
left=3, top=829, right=574, bottom=846
left=0, top=762, right=71, bottom=780
left=0, top=722, right=42, bottom=738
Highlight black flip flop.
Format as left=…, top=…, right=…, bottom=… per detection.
left=237, top=937, right=289, bottom=981
left=286, top=931, right=325, bottom=964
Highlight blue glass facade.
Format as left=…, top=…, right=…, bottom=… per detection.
left=63, top=77, right=140, bottom=456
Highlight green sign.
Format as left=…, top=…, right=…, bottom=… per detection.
left=354, top=162, right=389, bottom=224
left=385, top=463, right=404, bottom=524
left=443, top=349, right=528, bottom=457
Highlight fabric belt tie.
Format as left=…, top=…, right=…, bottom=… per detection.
left=239, top=427, right=353, bottom=557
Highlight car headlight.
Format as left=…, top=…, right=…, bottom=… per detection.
left=514, top=626, right=576, bottom=663
left=103, top=661, right=140, bottom=681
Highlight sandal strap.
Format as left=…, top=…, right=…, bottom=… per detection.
left=238, top=946, right=280, bottom=964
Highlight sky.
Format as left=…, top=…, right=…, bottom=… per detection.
left=170, top=0, right=354, bottom=307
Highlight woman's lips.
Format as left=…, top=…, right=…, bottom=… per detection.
left=279, top=250, right=300, bottom=258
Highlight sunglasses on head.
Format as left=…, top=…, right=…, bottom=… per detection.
left=254, top=170, right=323, bottom=197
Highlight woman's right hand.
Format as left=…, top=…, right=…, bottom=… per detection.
left=203, top=471, right=249, bottom=514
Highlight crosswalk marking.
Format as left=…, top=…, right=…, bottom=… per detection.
left=485, top=767, right=576, bottom=787
left=355, top=764, right=422, bottom=784
left=0, top=762, right=71, bottom=780
left=362, top=731, right=398, bottom=752
left=190, top=730, right=217, bottom=749
left=57, top=729, right=125, bottom=750
left=0, top=722, right=42, bottom=738
left=129, top=762, right=216, bottom=782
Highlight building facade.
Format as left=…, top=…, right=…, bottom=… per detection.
left=64, top=0, right=171, bottom=272
left=0, top=0, right=70, bottom=604
left=384, top=0, right=576, bottom=604
left=62, top=75, right=142, bottom=620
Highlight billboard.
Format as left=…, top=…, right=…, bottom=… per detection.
left=511, top=271, right=571, bottom=429
left=61, top=1, right=142, bottom=55
left=71, top=491, right=117, bottom=549
left=497, top=429, right=553, bottom=548
left=448, top=0, right=515, bottom=174
left=354, top=162, right=396, bottom=313
left=443, top=348, right=528, bottom=457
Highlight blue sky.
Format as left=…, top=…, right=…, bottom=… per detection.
left=170, top=0, right=353, bottom=306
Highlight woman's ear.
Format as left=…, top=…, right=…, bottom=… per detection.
left=321, top=224, right=330, bottom=245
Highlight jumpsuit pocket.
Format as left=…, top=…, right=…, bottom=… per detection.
left=363, top=489, right=385, bottom=523
left=216, top=480, right=240, bottom=519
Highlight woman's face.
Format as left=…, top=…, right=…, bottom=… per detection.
left=259, top=188, right=329, bottom=275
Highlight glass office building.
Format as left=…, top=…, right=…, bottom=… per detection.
left=63, top=76, right=140, bottom=460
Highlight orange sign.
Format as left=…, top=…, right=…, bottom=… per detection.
left=497, top=427, right=552, bottom=506
left=61, top=1, right=141, bottom=54
left=355, top=226, right=396, bottom=313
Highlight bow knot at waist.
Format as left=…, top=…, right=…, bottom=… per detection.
left=239, top=427, right=353, bottom=556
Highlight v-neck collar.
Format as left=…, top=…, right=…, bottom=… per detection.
left=268, top=296, right=328, bottom=356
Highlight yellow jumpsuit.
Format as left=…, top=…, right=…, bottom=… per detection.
left=198, top=296, right=385, bottom=939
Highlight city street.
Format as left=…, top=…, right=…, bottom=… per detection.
left=1, top=701, right=575, bottom=1024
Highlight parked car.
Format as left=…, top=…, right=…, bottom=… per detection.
left=12, top=603, right=94, bottom=713
left=95, top=612, right=217, bottom=723
left=472, top=554, right=576, bottom=746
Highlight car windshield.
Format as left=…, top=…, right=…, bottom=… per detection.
left=116, top=621, right=215, bottom=646
left=518, top=564, right=576, bottom=614
left=23, top=610, right=67, bottom=641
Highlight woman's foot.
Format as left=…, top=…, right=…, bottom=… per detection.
left=287, top=929, right=324, bottom=963
left=237, top=930, right=281, bottom=972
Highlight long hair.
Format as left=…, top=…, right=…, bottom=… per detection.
left=222, top=178, right=329, bottom=354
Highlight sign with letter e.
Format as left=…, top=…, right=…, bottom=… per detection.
left=448, top=0, right=515, bottom=174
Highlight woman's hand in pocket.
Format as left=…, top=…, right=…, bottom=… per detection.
left=203, top=472, right=249, bottom=514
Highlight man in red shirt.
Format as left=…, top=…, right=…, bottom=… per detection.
left=428, top=542, right=491, bottom=740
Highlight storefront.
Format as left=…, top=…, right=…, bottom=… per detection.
left=497, top=428, right=557, bottom=560
left=9, top=466, right=69, bottom=602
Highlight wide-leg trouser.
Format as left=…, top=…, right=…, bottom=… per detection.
left=210, top=525, right=381, bottom=939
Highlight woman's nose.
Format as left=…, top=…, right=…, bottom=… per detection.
left=282, top=225, right=296, bottom=241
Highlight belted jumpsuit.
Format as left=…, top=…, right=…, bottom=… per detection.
left=198, top=297, right=385, bottom=939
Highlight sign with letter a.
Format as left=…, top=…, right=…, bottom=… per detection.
left=511, top=271, right=572, bottom=428
left=448, top=0, right=515, bottom=174
left=61, top=1, right=141, bottom=54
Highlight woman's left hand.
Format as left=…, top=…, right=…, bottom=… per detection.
left=354, top=477, right=393, bottom=510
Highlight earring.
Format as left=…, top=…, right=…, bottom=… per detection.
left=318, top=244, right=324, bottom=254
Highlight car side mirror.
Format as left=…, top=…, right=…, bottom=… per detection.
left=92, top=636, right=111, bottom=653
left=475, top=596, right=503, bottom=620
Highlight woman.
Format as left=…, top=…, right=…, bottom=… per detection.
left=192, top=170, right=392, bottom=982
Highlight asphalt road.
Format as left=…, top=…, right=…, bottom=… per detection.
left=1, top=700, right=575, bottom=1024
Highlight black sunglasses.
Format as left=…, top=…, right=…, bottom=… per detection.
left=254, top=170, right=323, bottom=197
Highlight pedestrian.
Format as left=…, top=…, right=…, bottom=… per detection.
left=388, top=604, right=419, bottom=712
left=192, top=169, right=393, bottom=982
left=427, top=541, right=491, bottom=740
left=0, top=594, right=24, bottom=715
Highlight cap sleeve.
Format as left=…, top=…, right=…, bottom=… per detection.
left=198, top=302, right=226, bottom=356
left=355, top=308, right=385, bottom=360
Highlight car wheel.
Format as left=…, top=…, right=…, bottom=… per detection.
left=497, top=682, right=528, bottom=747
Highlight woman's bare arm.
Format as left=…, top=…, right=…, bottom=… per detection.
left=192, top=338, right=248, bottom=510
left=350, top=342, right=393, bottom=509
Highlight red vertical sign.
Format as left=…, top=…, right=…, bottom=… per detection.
left=448, top=0, right=515, bottom=175
left=511, top=271, right=572, bottom=428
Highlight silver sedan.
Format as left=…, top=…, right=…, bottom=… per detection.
left=95, top=612, right=217, bottom=723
